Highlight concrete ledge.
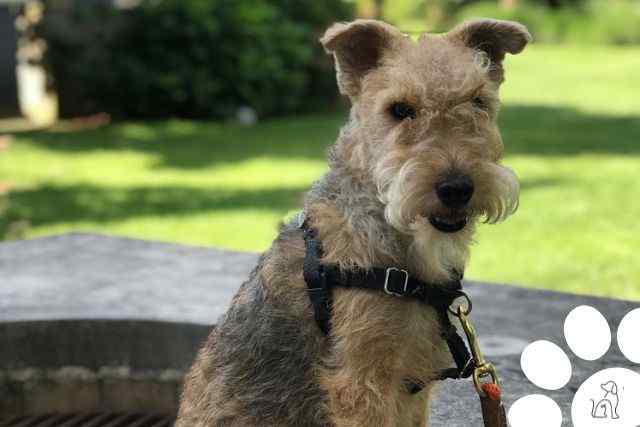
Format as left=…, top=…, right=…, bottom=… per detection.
left=1, top=233, right=638, bottom=426
left=0, top=233, right=255, bottom=324
left=0, top=319, right=209, bottom=416
left=0, top=320, right=208, bottom=370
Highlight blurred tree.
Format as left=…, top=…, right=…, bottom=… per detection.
left=36, top=0, right=353, bottom=119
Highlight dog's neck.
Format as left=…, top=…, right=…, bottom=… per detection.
left=305, top=150, right=403, bottom=268
left=304, top=126, right=472, bottom=283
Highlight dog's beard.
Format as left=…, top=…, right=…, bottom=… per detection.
left=374, top=155, right=519, bottom=281
left=375, top=156, right=519, bottom=232
left=472, top=162, right=520, bottom=224
left=409, top=218, right=473, bottom=281
left=375, top=155, right=439, bottom=234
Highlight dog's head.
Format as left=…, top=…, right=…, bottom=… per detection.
left=601, top=381, right=618, bottom=396
left=322, top=19, right=530, bottom=241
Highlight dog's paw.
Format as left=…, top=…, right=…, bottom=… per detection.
left=508, top=306, right=640, bottom=427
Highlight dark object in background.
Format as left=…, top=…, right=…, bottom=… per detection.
left=35, top=0, right=353, bottom=119
left=1, top=413, right=175, bottom=427
left=0, top=5, right=19, bottom=118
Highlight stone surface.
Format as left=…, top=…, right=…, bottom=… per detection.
left=100, top=380, right=179, bottom=412
left=0, top=233, right=255, bottom=324
left=1, top=233, right=639, bottom=426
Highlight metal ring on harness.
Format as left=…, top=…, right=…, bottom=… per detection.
left=448, top=291, right=473, bottom=316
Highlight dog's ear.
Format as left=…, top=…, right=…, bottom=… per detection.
left=321, top=20, right=402, bottom=97
left=448, top=19, right=531, bottom=79
left=602, top=381, right=618, bottom=394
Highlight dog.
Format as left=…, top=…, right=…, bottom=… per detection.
left=591, top=380, right=620, bottom=419
left=176, top=18, right=531, bottom=427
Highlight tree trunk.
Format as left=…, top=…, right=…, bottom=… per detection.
left=373, top=0, right=384, bottom=19
left=500, top=0, right=518, bottom=9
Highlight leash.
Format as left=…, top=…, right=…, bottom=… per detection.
left=453, top=302, right=509, bottom=427
left=300, top=214, right=509, bottom=427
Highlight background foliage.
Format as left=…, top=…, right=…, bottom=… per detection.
left=37, top=0, right=353, bottom=119
left=457, top=0, right=640, bottom=45
left=35, top=0, right=640, bottom=119
left=358, top=0, right=640, bottom=44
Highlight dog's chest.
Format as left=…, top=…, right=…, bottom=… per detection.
left=331, top=290, right=452, bottom=382
left=400, top=300, right=453, bottom=379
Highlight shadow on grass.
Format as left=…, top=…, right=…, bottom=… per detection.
left=0, top=185, right=307, bottom=235
left=500, top=105, right=640, bottom=156
left=6, top=105, right=639, bottom=171
left=0, top=177, right=557, bottom=237
left=7, top=114, right=343, bottom=169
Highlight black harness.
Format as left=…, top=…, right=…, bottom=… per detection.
left=301, top=218, right=475, bottom=393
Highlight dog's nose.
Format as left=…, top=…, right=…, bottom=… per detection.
left=435, top=174, right=474, bottom=208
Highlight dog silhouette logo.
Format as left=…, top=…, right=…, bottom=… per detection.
left=590, top=380, right=620, bottom=419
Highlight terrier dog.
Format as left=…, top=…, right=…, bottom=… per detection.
left=177, top=18, right=530, bottom=427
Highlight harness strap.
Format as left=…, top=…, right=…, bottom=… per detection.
left=302, top=226, right=332, bottom=335
left=438, top=309, right=476, bottom=380
left=301, top=219, right=474, bottom=387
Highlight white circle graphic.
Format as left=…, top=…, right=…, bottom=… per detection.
left=509, top=394, right=562, bottom=427
left=564, top=305, right=611, bottom=361
left=520, top=340, right=572, bottom=390
left=571, top=367, right=640, bottom=427
left=617, top=308, right=640, bottom=363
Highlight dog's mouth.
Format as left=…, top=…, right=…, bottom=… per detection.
left=428, top=212, right=468, bottom=233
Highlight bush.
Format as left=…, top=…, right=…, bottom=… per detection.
left=37, top=0, right=353, bottom=119
left=455, top=0, right=640, bottom=45
left=567, top=1, right=640, bottom=45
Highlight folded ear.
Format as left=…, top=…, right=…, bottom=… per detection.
left=448, top=19, right=531, bottom=73
left=321, top=20, right=403, bottom=98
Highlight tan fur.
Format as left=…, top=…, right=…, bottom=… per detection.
left=177, top=18, right=530, bottom=427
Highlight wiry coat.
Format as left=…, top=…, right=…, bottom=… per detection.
left=177, top=18, right=530, bottom=427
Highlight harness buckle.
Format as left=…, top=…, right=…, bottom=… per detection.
left=384, top=267, right=409, bottom=296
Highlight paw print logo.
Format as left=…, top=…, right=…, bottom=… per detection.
left=508, top=306, right=640, bottom=427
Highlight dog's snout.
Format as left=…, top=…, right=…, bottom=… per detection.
left=435, top=174, right=474, bottom=208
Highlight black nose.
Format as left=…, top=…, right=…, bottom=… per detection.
left=435, top=174, right=474, bottom=208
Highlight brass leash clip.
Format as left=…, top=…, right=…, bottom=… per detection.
left=450, top=295, right=500, bottom=398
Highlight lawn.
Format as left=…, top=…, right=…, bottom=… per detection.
left=1, top=45, right=639, bottom=300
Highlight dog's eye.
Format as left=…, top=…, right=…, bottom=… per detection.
left=472, top=96, right=488, bottom=110
left=389, top=102, right=416, bottom=120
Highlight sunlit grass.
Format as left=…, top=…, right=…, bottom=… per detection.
left=1, top=45, right=639, bottom=300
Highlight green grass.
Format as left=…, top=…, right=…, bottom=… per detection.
left=1, top=45, right=639, bottom=300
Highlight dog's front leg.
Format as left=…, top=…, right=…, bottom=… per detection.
left=320, top=291, right=411, bottom=427
left=321, top=365, right=401, bottom=427
left=407, top=386, right=433, bottom=427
